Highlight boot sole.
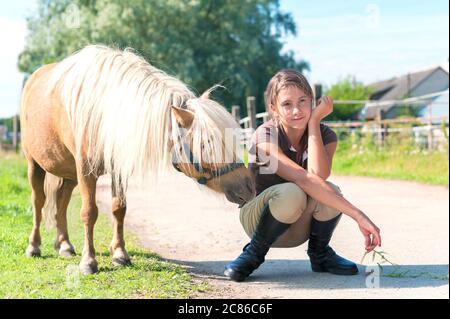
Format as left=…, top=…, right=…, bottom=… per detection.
left=224, top=268, right=247, bottom=282
left=312, top=264, right=359, bottom=276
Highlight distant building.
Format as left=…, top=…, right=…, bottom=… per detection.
left=360, top=64, right=449, bottom=120
left=417, top=90, right=449, bottom=120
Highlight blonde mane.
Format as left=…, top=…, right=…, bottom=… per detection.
left=48, top=45, right=240, bottom=194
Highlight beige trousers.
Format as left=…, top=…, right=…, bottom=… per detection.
left=239, top=181, right=342, bottom=248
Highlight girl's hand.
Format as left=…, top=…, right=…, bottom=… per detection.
left=310, top=96, right=333, bottom=122
left=357, top=214, right=382, bottom=252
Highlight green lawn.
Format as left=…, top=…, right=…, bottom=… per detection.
left=333, top=142, right=449, bottom=186
left=0, top=154, right=208, bottom=298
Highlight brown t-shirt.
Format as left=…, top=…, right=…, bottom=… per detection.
left=248, top=119, right=337, bottom=195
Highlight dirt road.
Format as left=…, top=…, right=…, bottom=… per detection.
left=96, top=172, right=449, bottom=299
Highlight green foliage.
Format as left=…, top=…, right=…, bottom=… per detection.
left=395, top=104, right=423, bottom=118
left=324, top=76, right=374, bottom=120
left=334, top=130, right=449, bottom=186
left=18, top=0, right=308, bottom=112
left=0, top=117, right=17, bottom=133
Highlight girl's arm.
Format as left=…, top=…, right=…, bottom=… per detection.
left=307, top=128, right=336, bottom=180
left=307, top=96, right=337, bottom=179
left=256, top=141, right=381, bottom=251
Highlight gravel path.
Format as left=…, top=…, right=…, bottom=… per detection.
left=96, top=172, right=449, bottom=299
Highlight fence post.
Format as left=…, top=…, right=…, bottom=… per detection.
left=231, top=105, right=240, bottom=124
left=13, top=113, right=18, bottom=153
left=427, top=103, right=433, bottom=151
left=246, top=96, right=257, bottom=130
left=376, top=109, right=383, bottom=146
left=314, top=84, right=323, bottom=104
left=382, top=110, right=388, bottom=144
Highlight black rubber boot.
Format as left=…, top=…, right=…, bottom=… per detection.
left=307, top=214, right=358, bottom=275
left=224, top=204, right=290, bottom=282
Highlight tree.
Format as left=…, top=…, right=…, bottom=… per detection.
left=18, top=0, right=308, bottom=113
left=323, top=76, right=374, bottom=121
left=0, top=117, right=15, bottom=133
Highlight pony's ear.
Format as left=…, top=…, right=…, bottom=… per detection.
left=171, top=106, right=195, bottom=128
left=200, top=91, right=210, bottom=99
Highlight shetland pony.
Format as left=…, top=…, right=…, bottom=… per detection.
left=20, top=45, right=255, bottom=274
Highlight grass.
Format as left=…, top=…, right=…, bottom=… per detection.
left=241, top=138, right=448, bottom=186
left=333, top=135, right=449, bottom=186
left=361, top=249, right=449, bottom=281
left=0, top=153, right=208, bottom=298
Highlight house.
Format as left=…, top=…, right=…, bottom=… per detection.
left=417, top=90, right=449, bottom=120
left=360, top=63, right=449, bottom=120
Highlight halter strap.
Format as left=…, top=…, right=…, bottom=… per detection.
left=172, top=142, right=244, bottom=184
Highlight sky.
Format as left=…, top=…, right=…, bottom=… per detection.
left=280, top=0, right=449, bottom=86
left=0, top=0, right=448, bottom=118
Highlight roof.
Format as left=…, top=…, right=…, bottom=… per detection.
left=362, top=65, right=449, bottom=119
left=368, top=67, right=445, bottom=101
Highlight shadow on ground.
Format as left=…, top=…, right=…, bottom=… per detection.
left=160, top=258, right=449, bottom=290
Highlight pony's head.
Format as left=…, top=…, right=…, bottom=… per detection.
left=170, top=96, right=255, bottom=207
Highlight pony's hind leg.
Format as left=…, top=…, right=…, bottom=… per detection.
left=110, top=182, right=131, bottom=266
left=25, top=159, right=45, bottom=257
left=54, top=179, right=78, bottom=257
left=76, top=162, right=99, bottom=275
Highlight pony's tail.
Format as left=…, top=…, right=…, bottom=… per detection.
left=42, top=173, right=64, bottom=230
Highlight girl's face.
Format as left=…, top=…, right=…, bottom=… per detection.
left=271, top=86, right=312, bottom=130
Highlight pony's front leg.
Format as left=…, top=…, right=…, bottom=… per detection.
left=110, top=192, right=131, bottom=266
left=76, top=163, right=99, bottom=275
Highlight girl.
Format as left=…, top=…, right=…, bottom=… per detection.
left=224, top=69, right=381, bottom=282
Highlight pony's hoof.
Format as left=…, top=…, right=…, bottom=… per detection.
left=112, top=257, right=132, bottom=267
left=25, top=245, right=41, bottom=258
left=59, top=247, right=76, bottom=258
left=110, top=247, right=131, bottom=267
left=58, top=243, right=76, bottom=257
left=79, top=260, right=98, bottom=275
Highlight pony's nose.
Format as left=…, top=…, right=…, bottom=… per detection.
left=224, top=179, right=255, bottom=206
left=245, top=177, right=256, bottom=200
left=225, top=189, right=242, bottom=206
